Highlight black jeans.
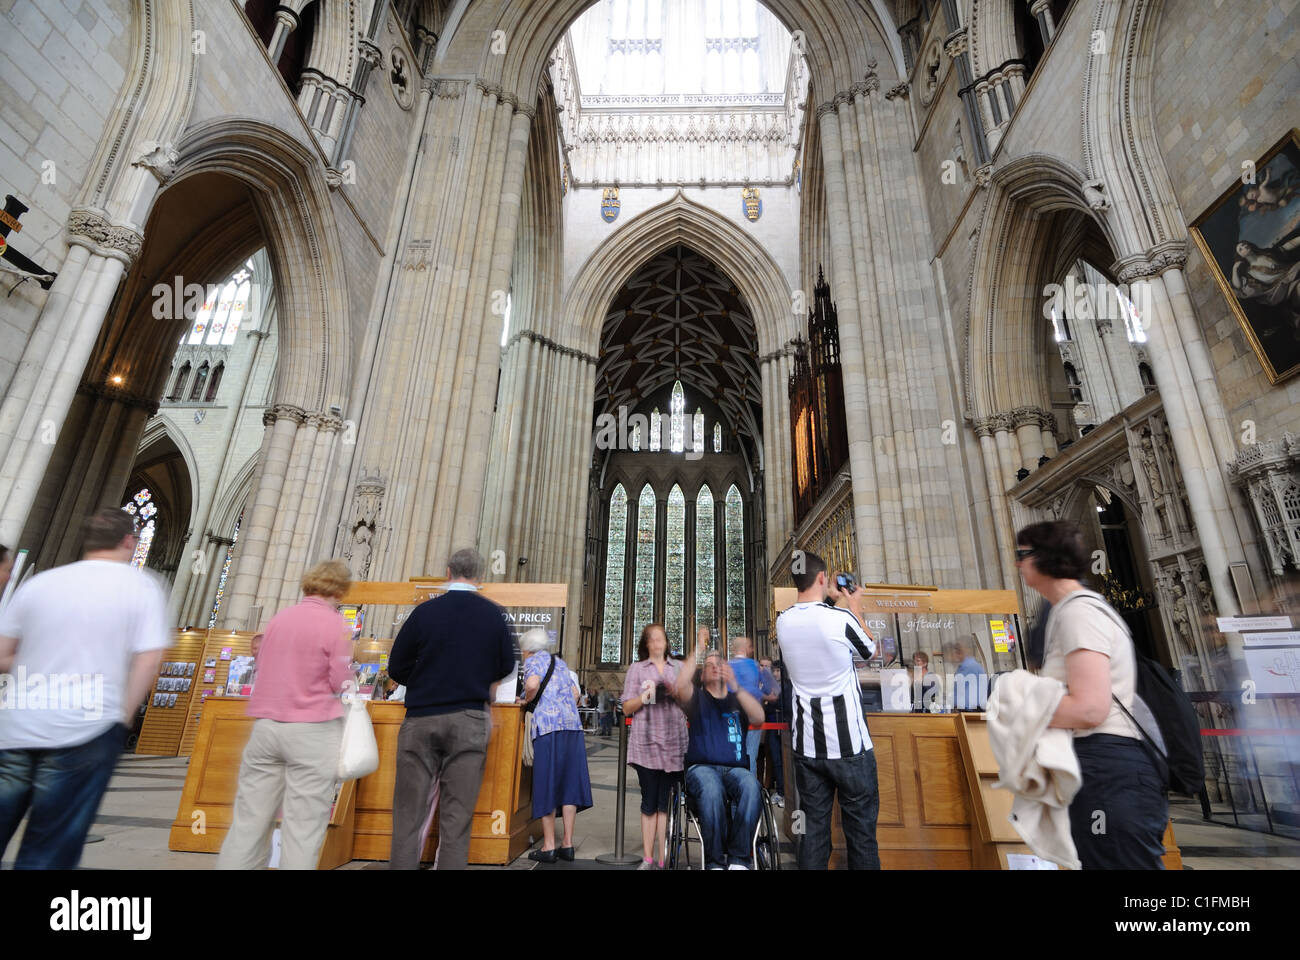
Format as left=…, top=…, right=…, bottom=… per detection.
left=1068, top=734, right=1168, bottom=870
left=793, top=749, right=880, bottom=869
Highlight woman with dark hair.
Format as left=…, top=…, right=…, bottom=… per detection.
left=1014, top=520, right=1167, bottom=869
left=620, top=623, right=688, bottom=869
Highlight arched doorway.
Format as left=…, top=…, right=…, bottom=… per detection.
left=585, top=244, right=764, bottom=675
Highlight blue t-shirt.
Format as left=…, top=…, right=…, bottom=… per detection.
left=954, top=656, right=988, bottom=711
left=729, top=657, right=763, bottom=701
left=684, top=688, right=748, bottom=768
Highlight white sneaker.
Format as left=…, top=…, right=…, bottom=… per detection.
left=727, top=863, right=750, bottom=870
left=637, top=859, right=657, bottom=870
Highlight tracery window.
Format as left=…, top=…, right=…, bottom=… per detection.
left=670, top=380, right=685, bottom=452
left=724, top=484, right=745, bottom=636
left=713, top=422, right=722, bottom=453
left=693, top=409, right=704, bottom=454
left=650, top=407, right=662, bottom=451
left=601, top=484, right=629, bottom=662
left=122, top=488, right=158, bottom=569
left=696, top=486, right=716, bottom=633
left=665, top=485, right=686, bottom=653
left=634, top=484, right=657, bottom=634
left=208, top=509, right=242, bottom=627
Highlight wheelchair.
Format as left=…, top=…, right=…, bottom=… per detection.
left=664, top=769, right=782, bottom=870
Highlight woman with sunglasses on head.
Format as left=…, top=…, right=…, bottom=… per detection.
left=1014, top=520, right=1168, bottom=869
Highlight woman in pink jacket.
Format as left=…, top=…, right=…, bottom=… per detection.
left=217, top=560, right=354, bottom=870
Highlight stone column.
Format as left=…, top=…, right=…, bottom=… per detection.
left=222, top=407, right=300, bottom=629
left=1119, top=266, right=1244, bottom=629
left=0, top=218, right=136, bottom=548
left=815, top=103, right=886, bottom=580
left=267, top=7, right=300, bottom=65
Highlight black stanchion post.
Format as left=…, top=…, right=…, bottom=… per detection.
left=596, top=709, right=641, bottom=865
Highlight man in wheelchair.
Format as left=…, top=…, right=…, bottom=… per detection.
left=674, top=629, right=767, bottom=870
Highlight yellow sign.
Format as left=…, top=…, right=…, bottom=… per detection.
left=991, top=618, right=1009, bottom=653
left=0, top=210, right=22, bottom=232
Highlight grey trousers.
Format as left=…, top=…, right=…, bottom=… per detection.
left=389, top=708, right=492, bottom=870
left=216, top=717, right=342, bottom=870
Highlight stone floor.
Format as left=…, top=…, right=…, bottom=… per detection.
left=4, top=732, right=1298, bottom=870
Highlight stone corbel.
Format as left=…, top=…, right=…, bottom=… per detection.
left=132, top=140, right=180, bottom=184
left=973, top=163, right=994, bottom=189
left=885, top=82, right=910, bottom=101
left=1082, top=178, right=1110, bottom=211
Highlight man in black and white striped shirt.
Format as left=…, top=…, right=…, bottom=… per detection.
left=775, top=551, right=881, bottom=869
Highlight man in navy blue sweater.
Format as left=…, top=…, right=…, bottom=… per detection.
left=387, top=548, right=515, bottom=869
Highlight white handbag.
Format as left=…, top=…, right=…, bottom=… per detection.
left=337, top=691, right=379, bottom=780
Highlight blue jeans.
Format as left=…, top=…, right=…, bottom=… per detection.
left=685, top=763, right=760, bottom=869
left=745, top=728, right=761, bottom=777
left=793, top=749, right=880, bottom=870
left=0, top=723, right=127, bottom=869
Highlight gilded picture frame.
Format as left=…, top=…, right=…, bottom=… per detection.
left=1189, top=129, right=1300, bottom=385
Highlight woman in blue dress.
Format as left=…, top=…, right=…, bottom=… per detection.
left=519, top=628, right=593, bottom=863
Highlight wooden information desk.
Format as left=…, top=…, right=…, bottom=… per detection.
left=169, top=697, right=538, bottom=867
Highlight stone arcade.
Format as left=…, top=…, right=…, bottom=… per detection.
left=1, top=0, right=1297, bottom=815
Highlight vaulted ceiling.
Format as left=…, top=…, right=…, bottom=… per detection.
left=595, top=243, right=761, bottom=443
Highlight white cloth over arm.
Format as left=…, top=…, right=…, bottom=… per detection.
left=986, top=669, right=1082, bottom=870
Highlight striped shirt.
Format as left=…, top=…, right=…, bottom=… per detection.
left=776, top=601, right=876, bottom=760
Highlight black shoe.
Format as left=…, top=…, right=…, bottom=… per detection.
left=557, top=846, right=575, bottom=861
left=528, top=848, right=558, bottom=863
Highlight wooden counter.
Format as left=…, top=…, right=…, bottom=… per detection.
left=168, top=697, right=537, bottom=867
left=780, top=712, right=1181, bottom=869
left=351, top=701, right=538, bottom=865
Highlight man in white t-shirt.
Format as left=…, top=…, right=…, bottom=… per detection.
left=0, top=508, right=169, bottom=868
left=775, top=551, right=881, bottom=869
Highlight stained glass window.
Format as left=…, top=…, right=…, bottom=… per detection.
left=670, top=381, right=685, bottom=452
left=693, top=409, right=704, bottom=454
left=631, top=420, right=641, bottom=452
left=713, top=422, right=722, bottom=453
left=696, top=486, right=715, bottom=636
left=650, top=408, right=661, bottom=451
left=634, top=484, right=656, bottom=635
left=601, top=484, right=629, bottom=662
left=724, top=484, right=745, bottom=638
left=122, top=488, right=157, bottom=569
left=189, top=263, right=254, bottom=346
left=208, top=509, right=243, bottom=627
left=665, top=485, right=686, bottom=653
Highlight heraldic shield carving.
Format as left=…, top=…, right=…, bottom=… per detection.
left=742, top=186, right=762, bottom=222
left=601, top=186, right=621, bottom=222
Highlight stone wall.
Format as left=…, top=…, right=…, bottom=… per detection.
left=0, top=0, right=134, bottom=396
left=1151, top=0, right=1300, bottom=439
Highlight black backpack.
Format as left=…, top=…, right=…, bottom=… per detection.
left=1053, top=593, right=1205, bottom=796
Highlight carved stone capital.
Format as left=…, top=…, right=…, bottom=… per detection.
left=357, top=38, right=382, bottom=69
left=475, top=79, right=504, bottom=101
left=973, top=163, right=994, bottom=189
left=131, top=140, right=179, bottom=184
left=1114, top=242, right=1188, bottom=284
left=66, top=208, right=143, bottom=265
left=944, top=29, right=969, bottom=60
left=885, top=82, right=910, bottom=101
left=266, top=403, right=307, bottom=426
